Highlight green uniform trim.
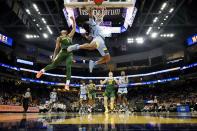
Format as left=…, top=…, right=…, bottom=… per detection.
left=60, top=36, right=72, bottom=49
left=87, top=83, right=96, bottom=99
left=104, top=78, right=116, bottom=98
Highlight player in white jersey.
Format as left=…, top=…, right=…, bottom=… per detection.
left=80, top=81, right=87, bottom=105
left=49, top=88, right=57, bottom=112
left=80, top=81, right=87, bottom=101
left=67, top=7, right=110, bottom=73
left=50, top=88, right=57, bottom=103
left=117, top=71, right=129, bottom=111
left=79, top=81, right=88, bottom=114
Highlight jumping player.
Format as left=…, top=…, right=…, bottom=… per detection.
left=36, top=16, right=76, bottom=90
left=100, top=72, right=119, bottom=113
left=67, top=7, right=110, bottom=73
left=117, top=71, right=129, bottom=112
left=87, top=80, right=96, bottom=112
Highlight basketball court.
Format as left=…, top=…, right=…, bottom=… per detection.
left=0, top=113, right=197, bottom=130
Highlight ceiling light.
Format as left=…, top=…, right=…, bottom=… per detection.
left=165, top=15, right=169, bottom=18
left=170, top=34, right=174, bottom=37
left=153, top=17, right=158, bottom=23
left=128, top=38, right=134, bottom=44
left=146, top=27, right=152, bottom=35
left=151, top=32, right=158, bottom=38
left=25, top=9, right=31, bottom=15
left=47, top=25, right=53, bottom=34
left=169, top=8, right=174, bottom=13
left=42, top=18, right=46, bottom=24
left=128, top=41, right=134, bottom=44
left=33, top=3, right=39, bottom=12
left=25, top=34, right=30, bottom=39
left=163, top=34, right=167, bottom=37
left=158, top=27, right=161, bottom=30
left=127, top=38, right=133, bottom=41
left=161, top=23, right=163, bottom=25
left=43, top=33, right=48, bottom=39
left=161, top=2, right=167, bottom=10
left=136, top=37, right=144, bottom=44
left=36, top=24, right=39, bottom=27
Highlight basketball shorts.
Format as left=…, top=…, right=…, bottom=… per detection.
left=118, top=84, right=128, bottom=94
left=80, top=94, right=87, bottom=100
left=92, top=36, right=109, bottom=56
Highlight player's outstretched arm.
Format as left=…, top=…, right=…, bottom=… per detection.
left=52, top=37, right=61, bottom=61
left=68, top=16, right=76, bottom=38
left=100, top=79, right=107, bottom=85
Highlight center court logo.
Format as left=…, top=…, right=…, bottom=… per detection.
left=79, top=8, right=121, bottom=16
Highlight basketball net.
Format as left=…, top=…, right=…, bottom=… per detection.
left=92, top=6, right=106, bottom=24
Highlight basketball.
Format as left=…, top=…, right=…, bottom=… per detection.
left=94, top=0, right=104, bottom=6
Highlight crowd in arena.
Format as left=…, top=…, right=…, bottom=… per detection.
left=0, top=76, right=196, bottom=113
left=0, top=53, right=197, bottom=113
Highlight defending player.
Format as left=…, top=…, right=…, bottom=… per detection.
left=100, top=72, right=119, bottom=113
left=87, top=80, right=96, bottom=112
left=79, top=81, right=88, bottom=114
left=49, top=88, right=57, bottom=112
left=36, top=16, right=76, bottom=90
left=117, top=71, right=129, bottom=112
left=67, top=7, right=110, bottom=73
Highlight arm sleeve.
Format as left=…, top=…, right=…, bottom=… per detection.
left=89, top=18, right=96, bottom=26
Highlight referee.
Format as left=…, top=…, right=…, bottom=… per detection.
left=22, top=88, right=32, bottom=113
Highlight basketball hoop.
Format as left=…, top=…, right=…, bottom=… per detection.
left=64, top=0, right=133, bottom=8
left=92, top=6, right=106, bottom=24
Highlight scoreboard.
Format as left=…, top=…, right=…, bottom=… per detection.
left=187, top=34, right=197, bottom=46
left=0, top=33, right=13, bottom=46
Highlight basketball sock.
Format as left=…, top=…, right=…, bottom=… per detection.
left=41, top=69, right=45, bottom=72
left=66, top=80, right=70, bottom=85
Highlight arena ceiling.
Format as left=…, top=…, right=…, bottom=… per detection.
left=0, top=0, right=197, bottom=57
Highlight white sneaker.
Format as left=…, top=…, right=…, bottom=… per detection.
left=67, top=44, right=79, bottom=52
left=89, top=60, right=95, bottom=73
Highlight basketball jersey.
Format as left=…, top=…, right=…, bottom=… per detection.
left=80, top=85, right=87, bottom=94
left=119, top=76, right=128, bottom=84
left=88, top=83, right=96, bottom=92
left=59, top=36, right=72, bottom=49
left=24, top=91, right=31, bottom=98
left=105, top=77, right=116, bottom=91
left=88, top=18, right=105, bottom=38
left=50, top=92, right=57, bottom=99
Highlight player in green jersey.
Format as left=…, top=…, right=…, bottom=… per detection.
left=100, top=72, right=119, bottom=113
left=36, top=16, right=76, bottom=90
